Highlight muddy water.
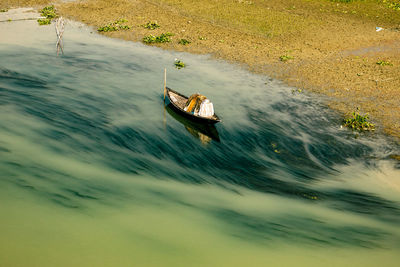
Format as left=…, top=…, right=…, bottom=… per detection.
left=1, top=9, right=400, bottom=266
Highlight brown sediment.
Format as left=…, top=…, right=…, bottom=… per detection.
left=2, top=0, right=400, bottom=140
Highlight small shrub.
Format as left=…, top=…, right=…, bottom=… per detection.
left=40, top=5, right=57, bottom=19
left=376, top=60, right=393, bottom=66
left=279, top=55, right=294, bottom=62
left=143, top=33, right=173, bottom=44
left=343, top=110, right=375, bottom=131
left=178, top=38, right=191, bottom=45
left=37, top=18, right=51, bottom=25
left=143, top=35, right=157, bottom=43
left=142, top=21, right=160, bottom=30
left=0, top=9, right=8, bottom=12
left=38, top=5, right=57, bottom=25
left=174, top=60, right=185, bottom=69
left=198, top=36, right=207, bottom=40
left=98, top=19, right=131, bottom=32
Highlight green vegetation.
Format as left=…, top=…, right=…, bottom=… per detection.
left=343, top=110, right=375, bottom=131
left=376, top=60, right=393, bottom=66
left=40, top=5, right=57, bottom=19
left=198, top=36, right=207, bottom=40
left=37, top=18, right=51, bottom=25
left=143, top=33, right=173, bottom=44
left=174, top=59, right=185, bottom=69
left=178, top=38, right=191, bottom=45
left=142, top=21, right=160, bottom=30
left=279, top=55, right=294, bottom=62
left=38, top=5, right=57, bottom=25
left=0, top=9, right=8, bottom=12
left=383, top=0, right=400, bottom=11
left=98, top=25, right=119, bottom=32
left=98, top=19, right=131, bottom=32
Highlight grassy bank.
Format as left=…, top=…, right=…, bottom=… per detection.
left=2, top=0, right=400, bottom=139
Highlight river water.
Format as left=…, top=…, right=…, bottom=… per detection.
left=1, top=10, right=400, bottom=266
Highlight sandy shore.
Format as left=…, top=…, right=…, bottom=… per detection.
left=2, top=0, right=400, bottom=141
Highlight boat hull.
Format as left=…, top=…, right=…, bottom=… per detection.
left=166, top=87, right=221, bottom=125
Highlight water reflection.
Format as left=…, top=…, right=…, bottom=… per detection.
left=165, top=104, right=220, bottom=144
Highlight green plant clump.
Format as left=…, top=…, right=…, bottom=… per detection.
left=37, top=18, right=52, bottom=25
left=0, top=9, right=8, bottom=12
left=343, top=110, right=375, bottom=131
left=98, top=25, right=118, bottom=32
left=279, top=55, right=294, bottom=62
left=143, top=33, right=173, bottom=44
left=178, top=38, right=191, bottom=45
left=98, top=19, right=131, bottom=32
left=38, top=5, right=57, bottom=25
left=376, top=60, right=393, bottom=66
left=40, top=5, right=57, bottom=19
left=174, top=60, right=185, bottom=69
left=142, top=21, right=160, bottom=30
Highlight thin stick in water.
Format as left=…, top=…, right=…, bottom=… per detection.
left=163, top=68, right=167, bottom=102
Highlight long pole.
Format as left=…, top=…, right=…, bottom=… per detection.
left=163, top=68, right=167, bottom=102
left=163, top=68, right=167, bottom=128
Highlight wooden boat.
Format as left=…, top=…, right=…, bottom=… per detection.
left=165, top=87, right=221, bottom=124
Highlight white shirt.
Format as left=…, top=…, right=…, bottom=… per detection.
left=198, top=99, right=214, bottom=117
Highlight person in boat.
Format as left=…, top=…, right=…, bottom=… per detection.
left=184, top=94, right=214, bottom=118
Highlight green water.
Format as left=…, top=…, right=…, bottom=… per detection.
left=1, top=9, right=400, bottom=266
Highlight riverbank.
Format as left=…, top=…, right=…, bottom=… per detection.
left=2, top=0, right=400, bottom=140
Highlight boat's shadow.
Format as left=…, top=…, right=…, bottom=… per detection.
left=165, top=104, right=220, bottom=144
